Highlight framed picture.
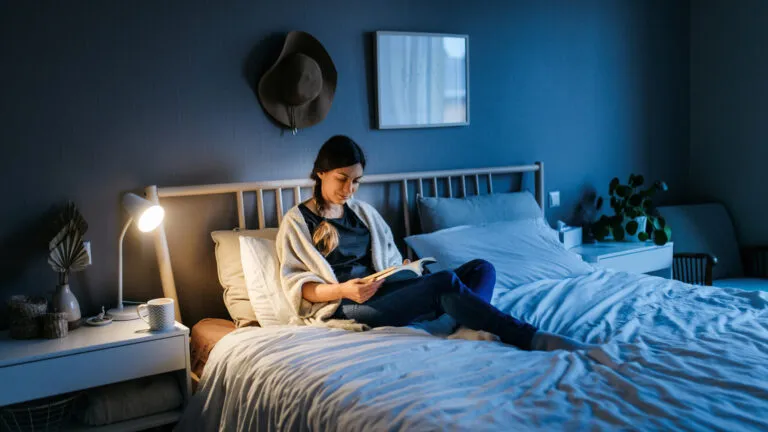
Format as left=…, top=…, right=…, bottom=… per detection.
left=374, top=31, right=469, bottom=129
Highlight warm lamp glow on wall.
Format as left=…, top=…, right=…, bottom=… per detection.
left=108, top=193, right=165, bottom=321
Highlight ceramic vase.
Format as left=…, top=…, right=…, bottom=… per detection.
left=53, top=284, right=82, bottom=329
left=623, top=216, right=648, bottom=242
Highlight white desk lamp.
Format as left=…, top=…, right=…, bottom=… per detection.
left=108, top=193, right=165, bottom=321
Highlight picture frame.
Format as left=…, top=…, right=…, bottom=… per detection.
left=374, top=31, right=470, bottom=129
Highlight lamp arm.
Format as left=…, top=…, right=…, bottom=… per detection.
left=118, top=218, right=133, bottom=308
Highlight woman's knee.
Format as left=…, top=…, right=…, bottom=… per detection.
left=463, top=259, right=495, bottom=302
left=461, top=258, right=494, bottom=274
left=470, top=259, right=496, bottom=284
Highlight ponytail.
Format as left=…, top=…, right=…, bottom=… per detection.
left=310, top=175, right=340, bottom=256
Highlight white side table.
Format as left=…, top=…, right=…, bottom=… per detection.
left=571, top=241, right=674, bottom=278
left=0, top=319, right=190, bottom=431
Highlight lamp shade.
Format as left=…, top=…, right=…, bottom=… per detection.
left=122, top=193, right=165, bottom=232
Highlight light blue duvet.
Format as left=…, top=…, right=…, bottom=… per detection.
left=179, top=269, right=768, bottom=431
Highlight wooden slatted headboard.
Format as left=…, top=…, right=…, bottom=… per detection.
left=145, top=162, right=544, bottom=322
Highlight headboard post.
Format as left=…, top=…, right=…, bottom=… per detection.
left=145, top=185, right=182, bottom=322
left=535, top=161, right=544, bottom=218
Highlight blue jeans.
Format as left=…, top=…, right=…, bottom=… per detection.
left=332, top=259, right=538, bottom=350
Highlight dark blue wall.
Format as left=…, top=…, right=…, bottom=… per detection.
left=690, top=0, right=768, bottom=244
left=0, top=0, right=689, bottom=325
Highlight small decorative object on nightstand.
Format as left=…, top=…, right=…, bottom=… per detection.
left=7, top=296, right=47, bottom=340
left=42, top=312, right=69, bottom=339
left=48, top=202, right=91, bottom=329
left=86, top=307, right=113, bottom=327
left=572, top=241, right=674, bottom=278
left=556, top=221, right=583, bottom=249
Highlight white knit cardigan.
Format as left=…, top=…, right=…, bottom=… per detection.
left=275, top=199, right=403, bottom=330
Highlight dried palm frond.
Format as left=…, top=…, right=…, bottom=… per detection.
left=48, top=202, right=90, bottom=285
left=56, top=202, right=88, bottom=236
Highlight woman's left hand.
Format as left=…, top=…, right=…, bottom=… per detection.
left=403, top=259, right=411, bottom=265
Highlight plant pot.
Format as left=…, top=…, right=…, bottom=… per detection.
left=622, top=216, right=648, bottom=242
left=53, top=284, right=82, bottom=329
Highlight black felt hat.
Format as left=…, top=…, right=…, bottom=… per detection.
left=258, top=31, right=337, bottom=131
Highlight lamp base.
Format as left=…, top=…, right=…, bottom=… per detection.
left=108, top=305, right=140, bottom=321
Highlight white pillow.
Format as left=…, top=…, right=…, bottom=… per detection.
left=211, top=228, right=279, bottom=327
left=239, top=236, right=285, bottom=327
left=405, top=218, right=594, bottom=295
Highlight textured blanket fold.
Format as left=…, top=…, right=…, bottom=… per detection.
left=275, top=198, right=403, bottom=330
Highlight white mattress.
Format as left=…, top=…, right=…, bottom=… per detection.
left=178, top=269, right=768, bottom=431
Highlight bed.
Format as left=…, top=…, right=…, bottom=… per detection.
left=141, top=163, right=768, bottom=431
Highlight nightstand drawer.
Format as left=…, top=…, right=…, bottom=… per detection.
left=595, top=246, right=673, bottom=274
left=0, top=335, right=185, bottom=406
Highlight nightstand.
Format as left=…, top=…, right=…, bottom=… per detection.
left=571, top=241, right=674, bottom=278
left=0, top=319, right=190, bottom=431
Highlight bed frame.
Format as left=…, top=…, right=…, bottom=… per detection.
left=145, top=162, right=544, bottom=322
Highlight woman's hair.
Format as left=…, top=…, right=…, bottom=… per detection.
left=310, top=135, right=366, bottom=256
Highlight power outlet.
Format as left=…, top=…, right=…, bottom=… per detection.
left=548, top=191, right=561, bottom=208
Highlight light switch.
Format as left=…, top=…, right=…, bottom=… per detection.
left=549, top=191, right=561, bottom=208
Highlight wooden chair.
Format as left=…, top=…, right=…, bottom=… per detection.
left=660, top=203, right=768, bottom=291
left=672, top=253, right=718, bottom=285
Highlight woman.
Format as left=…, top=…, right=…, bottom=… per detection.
left=276, top=135, right=591, bottom=351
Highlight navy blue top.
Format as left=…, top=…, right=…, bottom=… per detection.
left=298, top=203, right=375, bottom=283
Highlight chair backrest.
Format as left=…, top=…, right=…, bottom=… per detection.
left=657, top=203, right=742, bottom=280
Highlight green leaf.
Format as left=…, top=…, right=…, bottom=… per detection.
left=626, top=220, right=639, bottom=235
left=594, top=226, right=610, bottom=241
left=613, top=224, right=626, bottom=241
left=634, top=175, right=644, bottom=187
left=653, top=229, right=669, bottom=245
left=643, top=199, right=652, bottom=210
left=609, top=177, right=620, bottom=195
left=616, top=185, right=632, bottom=198
left=638, top=232, right=649, bottom=242
left=628, top=194, right=643, bottom=207
left=595, top=197, right=604, bottom=210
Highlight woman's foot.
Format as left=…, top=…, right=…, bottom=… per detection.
left=447, top=326, right=501, bottom=342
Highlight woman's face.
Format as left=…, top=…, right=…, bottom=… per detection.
left=317, top=163, right=363, bottom=205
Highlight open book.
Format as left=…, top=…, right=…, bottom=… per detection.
left=362, top=257, right=437, bottom=283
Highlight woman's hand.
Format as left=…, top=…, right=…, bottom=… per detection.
left=339, top=278, right=384, bottom=304
left=403, top=259, right=411, bottom=265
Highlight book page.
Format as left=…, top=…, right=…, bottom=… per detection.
left=361, top=258, right=436, bottom=282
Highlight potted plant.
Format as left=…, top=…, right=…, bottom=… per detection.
left=48, top=202, right=90, bottom=328
left=591, top=174, right=672, bottom=245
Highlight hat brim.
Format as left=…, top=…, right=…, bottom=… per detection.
left=258, top=31, right=337, bottom=129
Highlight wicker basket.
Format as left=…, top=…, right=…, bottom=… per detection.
left=41, top=313, right=68, bottom=339
left=7, top=296, right=47, bottom=340
left=0, top=393, right=79, bottom=432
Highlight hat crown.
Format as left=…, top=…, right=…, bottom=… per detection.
left=277, top=53, right=323, bottom=106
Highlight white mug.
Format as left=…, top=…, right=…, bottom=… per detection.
left=137, top=298, right=175, bottom=332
